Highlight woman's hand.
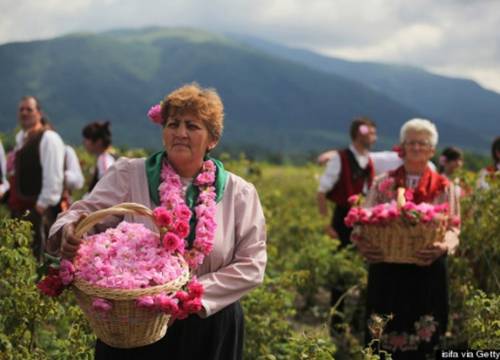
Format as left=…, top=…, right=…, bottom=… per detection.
left=61, top=215, right=87, bottom=260
left=351, top=232, right=384, bottom=263
left=415, top=242, right=448, bottom=266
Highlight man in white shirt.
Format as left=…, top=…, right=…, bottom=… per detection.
left=317, top=116, right=377, bottom=331
left=8, top=96, right=65, bottom=261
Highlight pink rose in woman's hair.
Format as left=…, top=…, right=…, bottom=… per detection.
left=359, top=124, right=369, bottom=135
left=92, top=298, right=113, bottom=312
left=59, top=259, right=75, bottom=285
left=153, top=207, right=173, bottom=227
left=147, top=104, right=163, bottom=124
left=162, top=233, right=183, bottom=253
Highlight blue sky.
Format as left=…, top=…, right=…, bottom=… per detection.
left=2, top=0, right=500, bottom=92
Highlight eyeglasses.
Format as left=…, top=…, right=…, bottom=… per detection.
left=404, top=140, right=432, bottom=148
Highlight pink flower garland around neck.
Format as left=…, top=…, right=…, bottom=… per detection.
left=156, top=159, right=217, bottom=269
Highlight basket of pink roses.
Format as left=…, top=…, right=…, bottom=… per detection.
left=38, top=156, right=220, bottom=348
left=345, top=188, right=451, bottom=265
left=38, top=203, right=205, bottom=348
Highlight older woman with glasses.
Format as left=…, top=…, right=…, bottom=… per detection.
left=353, top=119, right=460, bottom=359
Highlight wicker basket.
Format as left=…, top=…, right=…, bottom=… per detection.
left=356, top=188, right=447, bottom=265
left=72, top=203, right=190, bottom=348
left=356, top=219, right=446, bottom=265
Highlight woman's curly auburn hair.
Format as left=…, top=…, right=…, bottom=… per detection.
left=161, top=83, right=224, bottom=141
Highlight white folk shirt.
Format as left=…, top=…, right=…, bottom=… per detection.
left=16, top=130, right=65, bottom=208
left=96, top=152, right=116, bottom=180
left=0, top=140, right=9, bottom=195
left=318, top=145, right=371, bottom=194
left=64, top=145, right=85, bottom=191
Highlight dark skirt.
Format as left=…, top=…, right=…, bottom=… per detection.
left=95, top=301, right=244, bottom=360
left=365, top=256, right=448, bottom=360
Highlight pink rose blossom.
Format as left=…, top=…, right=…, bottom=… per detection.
left=153, top=207, right=173, bottom=227
left=187, top=278, right=204, bottom=298
left=59, top=259, right=75, bottom=285
left=359, top=124, right=369, bottom=135
left=147, top=104, right=163, bottom=124
left=92, top=298, right=113, bottom=312
left=162, top=233, right=183, bottom=253
left=154, top=294, right=179, bottom=314
left=137, top=295, right=155, bottom=309
left=173, top=221, right=190, bottom=239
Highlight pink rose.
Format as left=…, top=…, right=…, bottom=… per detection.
left=450, top=216, right=461, bottom=227
left=147, top=104, right=163, bottom=124
left=359, top=124, right=369, bottom=135
left=153, top=207, right=173, bottom=228
left=136, top=295, right=155, bottom=309
left=59, top=259, right=75, bottom=285
left=175, top=205, right=192, bottom=221
left=175, top=290, right=190, bottom=303
left=162, top=233, right=183, bottom=253
left=195, top=171, right=215, bottom=186
left=174, top=221, right=190, bottom=239
left=203, top=160, right=216, bottom=172
left=92, top=298, right=113, bottom=312
left=404, top=189, right=414, bottom=201
left=187, top=278, right=204, bottom=298
left=183, top=298, right=203, bottom=313
left=347, top=194, right=359, bottom=205
left=154, top=294, right=179, bottom=314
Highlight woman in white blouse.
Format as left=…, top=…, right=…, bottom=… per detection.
left=47, top=83, right=267, bottom=360
left=82, top=121, right=116, bottom=192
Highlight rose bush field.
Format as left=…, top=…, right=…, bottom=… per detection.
left=0, top=151, right=498, bottom=359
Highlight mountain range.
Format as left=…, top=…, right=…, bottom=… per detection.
left=0, top=26, right=497, bottom=158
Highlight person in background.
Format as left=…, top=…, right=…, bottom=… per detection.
left=0, top=138, right=9, bottom=200
left=8, top=96, right=65, bottom=261
left=438, top=146, right=463, bottom=179
left=317, top=116, right=377, bottom=241
left=354, top=118, right=460, bottom=359
left=60, top=144, right=85, bottom=211
left=82, top=121, right=116, bottom=192
left=477, top=136, right=500, bottom=189
left=317, top=116, right=377, bottom=330
left=438, top=146, right=465, bottom=198
left=317, top=145, right=436, bottom=175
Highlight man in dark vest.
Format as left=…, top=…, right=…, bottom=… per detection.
left=317, top=116, right=377, bottom=332
left=8, top=96, right=65, bottom=262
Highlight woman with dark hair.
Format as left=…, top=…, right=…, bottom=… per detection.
left=438, top=146, right=463, bottom=179
left=82, top=121, right=116, bottom=192
left=477, top=136, right=500, bottom=189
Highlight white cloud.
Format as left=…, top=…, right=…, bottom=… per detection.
left=319, top=23, right=444, bottom=62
